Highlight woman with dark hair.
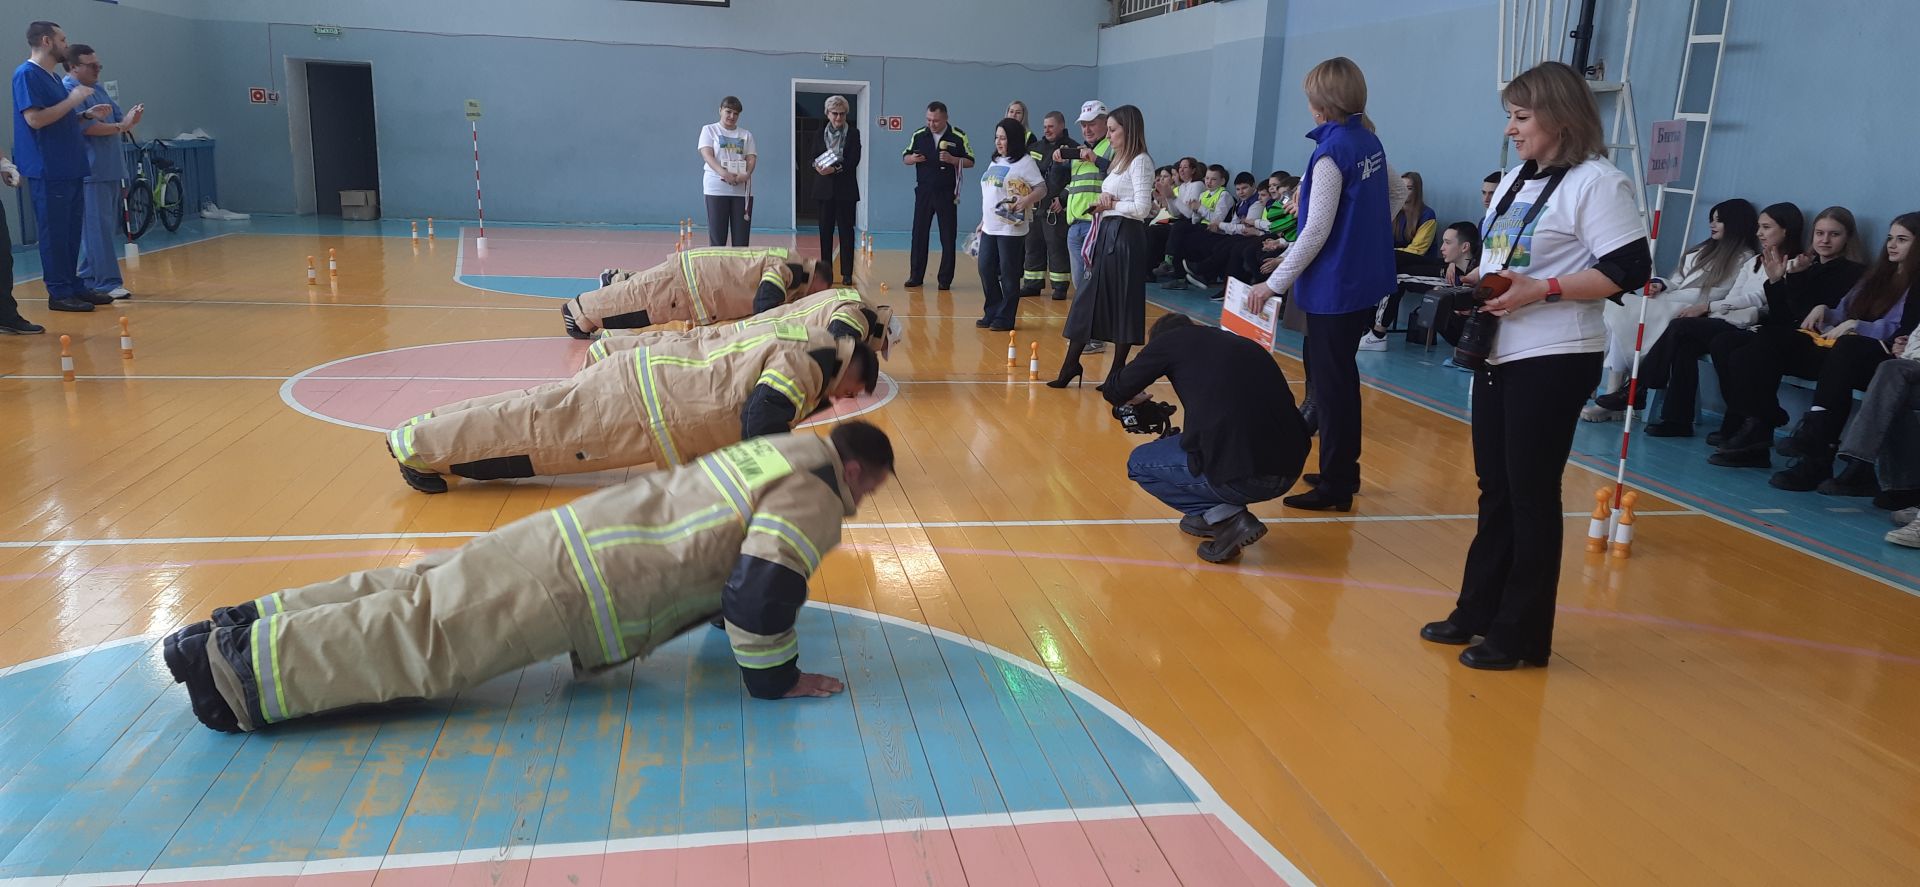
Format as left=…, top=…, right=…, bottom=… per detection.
left=973, top=117, right=1047, bottom=332
left=1582, top=198, right=1760, bottom=421
left=1049, top=104, right=1152, bottom=389
left=811, top=94, right=862, bottom=285
left=698, top=96, right=756, bottom=246
left=1721, top=213, right=1920, bottom=485
left=1418, top=61, right=1651, bottom=670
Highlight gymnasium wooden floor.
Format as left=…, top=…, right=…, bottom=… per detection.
left=2, top=224, right=1920, bottom=885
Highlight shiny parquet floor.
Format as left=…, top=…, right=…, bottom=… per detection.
left=3, top=226, right=1920, bottom=885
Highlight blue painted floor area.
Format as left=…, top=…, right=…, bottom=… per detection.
left=1143, top=281, right=1920, bottom=592
left=0, top=607, right=1193, bottom=879
left=458, top=273, right=597, bottom=299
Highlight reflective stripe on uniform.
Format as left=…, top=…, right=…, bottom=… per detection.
left=697, top=453, right=754, bottom=518
left=757, top=369, right=808, bottom=420
left=587, top=339, right=610, bottom=364
left=252, top=614, right=287, bottom=724
left=732, top=637, right=798, bottom=669
left=255, top=590, right=284, bottom=620
left=629, top=347, right=683, bottom=466
left=748, top=513, right=822, bottom=573
left=1022, top=270, right=1046, bottom=282
left=586, top=503, right=738, bottom=549
left=554, top=505, right=627, bottom=664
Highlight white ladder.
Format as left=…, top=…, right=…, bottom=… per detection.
left=1648, top=0, right=1733, bottom=270
left=1496, top=0, right=1648, bottom=216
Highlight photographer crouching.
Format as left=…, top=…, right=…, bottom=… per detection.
left=1105, top=313, right=1311, bottom=562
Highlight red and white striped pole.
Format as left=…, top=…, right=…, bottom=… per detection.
left=1610, top=207, right=1662, bottom=512
left=471, top=119, right=489, bottom=256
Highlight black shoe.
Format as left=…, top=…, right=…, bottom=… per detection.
left=1705, top=431, right=1726, bottom=447
left=1769, top=453, right=1833, bottom=492
left=974, top=318, right=992, bottom=328
left=1818, top=458, right=1879, bottom=498
left=599, top=269, right=616, bottom=288
left=1708, top=448, right=1771, bottom=469
left=1706, top=415, right=1743, bottom=448
left=1283, top=487, right=1352, bottom=512
left=710, top=616, right=725, bottom=630
left=79, top=291, right=115, bottom=306
left=211, top=601, right=260, bottom=629
left=170, top=631, right=244, bottom=733
left=1050, top=288, right=1068, bottom=301
left=1183, top=261, right=1209, bottom=289
left=0, top=316, right=45, bottom=335
left=903, top=279, right=924, bottom=288
left=1162, top=279, right=1190, bottom=290
left=1197, top=511, right=1268, bottom=563
left=1180, top=513, right=1220, bottom=538
left=1593, top=386, right=1645, bottom=412
left=840, top=277, right=855, bottom=286
left=1018, top=286, right=1042, bottom=298
left=1716, top=417, right=1776, bottom=454
left=1045, top=363, right=1084, bottom=389
left=398, top=463, right=449, bottom=494
left=937, top=281, right=953, bottom=291
left=989, top=324, right=1014, bottom=333
left=1644, top=421, right=1693, bottom=438
left=1209, top=289, right=1227, bottom=302
left=162, top=621, right=214, bottom=682
left=48, top=297, right=95, bottom=313
left=1302, top=473, right=1322, bottom=487
left=1775, top=412, right=1838, bottom=459
left=1419, top=621, right=1475, bottom=645
left=561, top=303, right=592, bottom=340
left=1459, top=642, right=1547, bottom=670
left=1874, top=489, right=1920, bottom=511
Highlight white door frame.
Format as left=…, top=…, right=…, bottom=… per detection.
left=790, top=78, right=870, bottom=235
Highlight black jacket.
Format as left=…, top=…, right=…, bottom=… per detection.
left=1035, top=132, right=1079, bottom=206
left=810, top=125, right=862, bottom=203
left=1761, top=256, right=1865, bottom=330
left=1105, top=324, right=1309, bottom=485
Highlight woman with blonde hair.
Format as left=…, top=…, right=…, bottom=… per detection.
left=1418, top=61, right=1651, bottom=670
left=1048, top=104, right=1153, bottom=390
left=1247, top=56, right=1406, bottom=511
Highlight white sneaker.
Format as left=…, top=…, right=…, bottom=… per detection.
left=108, top=286, right=132, bottom=300
left=1887, top=520, right=1920, bottom=548
left=1894, top=507, right=1919, bottom=527
left=1357, top=331, right=1388, bottom=352
left=1580, top=403, right=1623, bottom=422
left=1084, top=340, right=1108, bottom=354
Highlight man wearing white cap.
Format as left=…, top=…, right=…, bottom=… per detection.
left=1060, top=100, right=1112, bottom=352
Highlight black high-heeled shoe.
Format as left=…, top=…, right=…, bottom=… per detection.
left=1045, top=364, right=1084, bottom=389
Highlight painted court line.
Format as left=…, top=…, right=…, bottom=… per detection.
left=7, top=233, right=236, bottom=286
left=0, top=511, right=1696, bottom=550
left=131, top=298, right=554, bottom=312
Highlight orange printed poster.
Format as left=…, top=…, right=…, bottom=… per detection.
left=1221, top=278, right=1277, bottom=350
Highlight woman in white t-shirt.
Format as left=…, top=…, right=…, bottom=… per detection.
left=698, top=96, right=757, bottom=246
left=974, top=118, right=1048, bottom=331
left=1419, top=61, right=1651, bottom=671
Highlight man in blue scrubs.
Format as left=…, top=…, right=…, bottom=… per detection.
left=63, top=42, right=142, bottom=300
left=12, top=21, right=116, bottom=313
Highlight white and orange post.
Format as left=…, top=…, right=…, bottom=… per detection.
left=471, top=119, right=489, bottom=256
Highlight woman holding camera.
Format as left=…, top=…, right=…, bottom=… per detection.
left=1419, top=61, right=1651, bottom=670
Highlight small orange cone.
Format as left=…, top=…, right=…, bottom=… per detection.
left=1006, top=331, right=1017, bottom=367
left=1586, top=487, right=1611, bottom=553
left=306, top=255, right=317, bottom=285
left=1028, top=342, right=1039, bottom=380
left=119, top=317, right=133, bottom=360
left=59, top=335, right=75, bottom=382
left=1610, top=491, right=1640, bottom=559
left=328, top=248, right=338, bottom=280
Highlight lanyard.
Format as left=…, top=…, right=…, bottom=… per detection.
left=1488, top=161, right=1568, bottom=271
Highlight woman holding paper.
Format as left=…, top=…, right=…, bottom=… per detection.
left=811, top=95, right=862, bottom=285
left=699, top=96, right=757, bottom=246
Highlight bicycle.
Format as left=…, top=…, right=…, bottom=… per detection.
left=123, top=137, right=184, bottom=241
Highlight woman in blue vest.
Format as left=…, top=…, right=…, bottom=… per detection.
left=1248, top=57, right=1401, bottom=512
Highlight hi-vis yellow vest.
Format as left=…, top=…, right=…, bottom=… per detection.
left=1065, top=138, right=1113, bottom=224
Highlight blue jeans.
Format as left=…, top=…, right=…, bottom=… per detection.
left=29, top=177, right=86, bottom=299
left=79, top=179, right=124, bottom=291
left=1127, top=434, right=1291, bottom=522
left=1067, top=220, right=1091, bottom=296
left=976, top=232, right=1024, bottom=328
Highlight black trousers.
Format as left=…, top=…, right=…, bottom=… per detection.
left=1023, top=207, right=1070, bottom=293
left=817, top=197, right=857, bottom=281
left=1447, top=351, right=1604, bottom=660
left=1639, top=317, right=1747, bottom=427
left=0, top=198, right=18, bottom=323
left=1145, top=224, right=1171, bottom=274
left=1723, top=325, right=1890, bottom=427
left=1303, top=307, right=1376, bottom=496
left=908, top=190, right=958, bottom=287
left=1162, top=219, right=1200, bottom=265
left=705, top=195, right=749, bottom=246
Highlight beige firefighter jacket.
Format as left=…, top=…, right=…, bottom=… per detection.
left=566, top=247, right=798, bottom=333
left=585, top=287, right=890, bottom=367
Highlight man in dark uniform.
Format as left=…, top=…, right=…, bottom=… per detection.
left=1026, top=110, right=1078, bottom=300
left=900, top=101, right=973, bottom=291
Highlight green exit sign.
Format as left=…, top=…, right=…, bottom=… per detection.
left=313, top=25, right=343, bottom=37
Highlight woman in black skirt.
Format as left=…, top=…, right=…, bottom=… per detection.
left=1049, top=104, right=1154, bottom=390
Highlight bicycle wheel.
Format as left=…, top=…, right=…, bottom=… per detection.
left=158, top=175, right=185, bottom=232
left=124, top=180, right=154, bottom=241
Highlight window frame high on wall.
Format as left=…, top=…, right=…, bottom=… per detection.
left=1112, top=0, right=1216, bottom=26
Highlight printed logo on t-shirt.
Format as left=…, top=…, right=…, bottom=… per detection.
left=1485, top=200, right=1545, bottom=270
left=1358, top=152, right=1384, bottom=180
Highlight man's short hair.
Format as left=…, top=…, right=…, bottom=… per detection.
left=1233, top=171, right=1256, bottom=187
left=926, top=101, right=948, bottom=115
left=849, top=339, right=880, bottom=393
left=1206, top=164, right=1229, bottom=179
left=26, top=21, right=59, bottom=48
left=1150, top=312, right=1195, bottom=339
left=1484, top=170, right=1504, bottom=184
left=1270, top=170, right=1291, bottom=181
left=831, top=420, right=894, bottom=472
left=1043, top=110, right=1066, bottom=125
left=64, top=43, right=94, bottom=71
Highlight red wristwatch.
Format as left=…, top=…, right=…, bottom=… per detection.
left=1544, top=277, right=1564, bottom=303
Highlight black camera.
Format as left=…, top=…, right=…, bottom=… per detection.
left=1114, top=399, right=1180, bottom=437
left=1442, top=281, right=1505, bottom=372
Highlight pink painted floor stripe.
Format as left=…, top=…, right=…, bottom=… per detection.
left=118, top=815, right=1280, bottom=887
left=456, top=229, right=825, bottom=278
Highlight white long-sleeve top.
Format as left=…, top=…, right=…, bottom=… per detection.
left=1219, top=198, right=1268, bottom=236
left=1661, top=247, right=1751, bottom=308
left=1102, top=152, right=1157, bottom=220
left=1707, top=259, right=1769, bottom=328
left=1263, top=156, right=1406, bottom=294
left=1168, top=181, right=1204, bottom=221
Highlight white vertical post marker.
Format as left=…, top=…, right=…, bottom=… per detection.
left=466, top=99, right=488, bottom=256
